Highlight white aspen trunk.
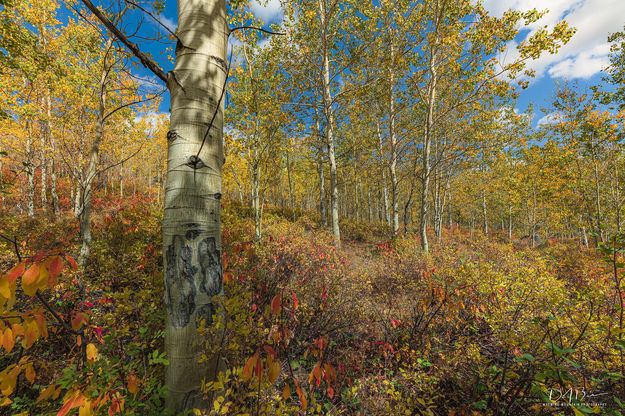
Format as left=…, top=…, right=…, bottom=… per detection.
left=319, top=0, right=340, bottom=247
left=317, top=152, right=327, bottom=226
left=286, top=147, right=295, bottom=216
left=40, top=115, right=47, bottom=209
left=482, top=189, right=488, bottom=235
left=420, top=41, right=438, bottom=253
left=26, top=132, right=35, bottom=218
left=389, top=45, right=399, bottom=237
left=162, top=0, right=226, bottom=411
left=508, top=204, right=513, bottom=243
left=376, top=119, right=390, bottom=226
left=47, top=92, right=60, bottom=216
left=252, top=163, right=261, bottom=240
left=367, top=188, right=372, bottom=222
left=79, top=48, right=110, bottom=268
left=74, top=178, right=81, bottom=218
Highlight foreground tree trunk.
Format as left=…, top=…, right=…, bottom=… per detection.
left=162, top=0, right=227, bottom=411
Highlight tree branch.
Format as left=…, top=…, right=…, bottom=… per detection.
left=79, top=0, right=167, bottom=82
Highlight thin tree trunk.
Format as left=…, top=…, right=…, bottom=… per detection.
left=319, top=0, right=340, bottom=247
left=376, top=119, right=390, bottom=226
left=26, top=132, right=35, bottom=218
left=420, top=37, right=438, bottom=253
left=162, top=0, right=227, bottom=411
left=482, top=189, right=488, bottom=235
left=252, top=163, right=261, bottom=240
left=40, top=110, right=47, bottom=209
left=389, top=42, right=399, bottom=236
left=317, top=151, right=327, bottom=226
left=79, top=44, right=111, bottom=268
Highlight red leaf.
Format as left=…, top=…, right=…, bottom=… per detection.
left=6, top=262, right=25, bottom=283
left=65, top=255, right=78, bottom=270
left=292, top=291, right=299, bottom=310
left=271, top=294, right=282, bottom=316
left=327, top=386, right=334, bottom=399
left=263, top=345, right=276, bottom=358
left=47, top=256, right=63, bottom=281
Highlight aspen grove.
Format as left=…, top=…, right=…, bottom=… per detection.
left=2, top=0, right=625, bottom=414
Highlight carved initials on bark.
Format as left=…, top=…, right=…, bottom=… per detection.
left=165, top=228, right=222, bottom=328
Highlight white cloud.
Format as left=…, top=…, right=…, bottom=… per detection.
left=250, top=0, right=283, bottom=23
left=158, top=15, right=177, bottom=33
left=548, top=43, right=610, bottom=79
left=486, top=0, right=625, bottom=81
left=537, top=111, right=562, bottom=126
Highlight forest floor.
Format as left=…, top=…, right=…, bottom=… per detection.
left=0, top=202, right=622, bottom=415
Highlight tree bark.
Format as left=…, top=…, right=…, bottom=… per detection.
left=26, top=130, right=35, bottom=218
left=389, top=41, right=399, bottom=237
left=79, top=42, right=111, bottom=268
left=319, top=0, right=341, bottom=247
left=162, top=0, right=227, bottom=411
left=252, top=162, right=261, bottom=240
left=420, top=32, right=439, bottom=253
left=376, top=119, right=390, bottom=226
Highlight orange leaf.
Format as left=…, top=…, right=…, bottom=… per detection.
left=22, top=263, right=40, bottom=296
left=12, top=323, right=24, bottom=337
left=34, top=312, right=48, bottom=339
left=57, top=391, right=85, bottom=416
left=24, top=364, right=36, bottom=384
left=296, top=385, right=307, bottom=411
left=108, top=394, right=124, bottom=416
left=72, top=312, right=88, bottom=331
left=127, top=373, right=139, bottom=394
left=282, top=384, right=291, bottom=400
left=2, top=328, right=14, bottom=353
left=242, top=351, right=258, bottom=381
left=6, top=262, right=25, bottom=283
left=36, top=385, right=56, bottom=403
left=271, top=293, right=282, bottom=315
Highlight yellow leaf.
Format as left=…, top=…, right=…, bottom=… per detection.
left=0, top=397, right=12, bottom=407
left=267, top=357, right=280, bottom=384
left=78, top=399, right=92, bottom=416
left=2, top=328, right=14, bottom=353
left=0, top=278, right=10, bottom=299
left=86, top=343, right=98, bottom=362
left=37, top=384, right=56, bottom=403
left=0, top=365, right=19, bottom=396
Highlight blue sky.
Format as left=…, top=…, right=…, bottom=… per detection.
left=135, top=0, right=624, bottom=126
